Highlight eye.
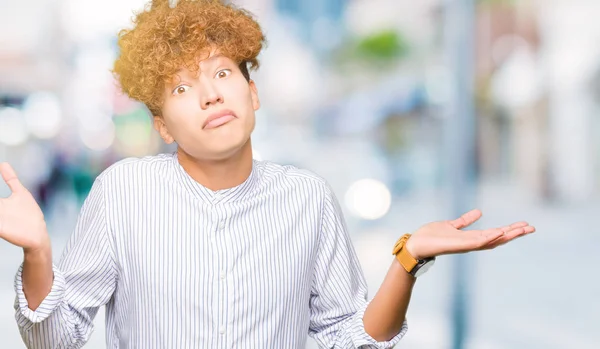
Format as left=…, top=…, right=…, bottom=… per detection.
left=172, top=85, right=190, bottom=95
left=215, top=69, right=231, bottom=79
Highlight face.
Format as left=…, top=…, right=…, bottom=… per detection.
left=153, top=52, right=260, bottom=161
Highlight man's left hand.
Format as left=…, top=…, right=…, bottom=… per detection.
left=405, top=209, right=535, bottom=259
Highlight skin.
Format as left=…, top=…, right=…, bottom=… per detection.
left=0, top=50, right=535, bottom=341
left=153, top=51, right=260, bottom=191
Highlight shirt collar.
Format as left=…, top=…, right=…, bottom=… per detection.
left=171, top=152, right=262, bottom=205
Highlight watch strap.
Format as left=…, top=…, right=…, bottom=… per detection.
left=392, top=233, right=419, bottom=273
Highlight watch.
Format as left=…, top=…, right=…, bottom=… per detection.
left=392, top=233, right=436, bottom=277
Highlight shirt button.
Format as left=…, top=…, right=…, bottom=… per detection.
left=219, top=326, right=225, bottom=334
left=218, top=222, right=225, bottom=230
left=220, top=271, right=226, bottom=279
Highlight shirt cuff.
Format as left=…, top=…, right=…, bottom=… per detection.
left=14, top=263, right=66, bottom=324
left=345, top=301, right=408, bottom=348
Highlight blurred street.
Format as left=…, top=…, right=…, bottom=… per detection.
left=1, top=0, right=600, bottom=348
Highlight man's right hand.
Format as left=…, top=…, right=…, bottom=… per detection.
left=0, top=163, right=50, bottom=253
left=1, top=162, right=54, bottom=311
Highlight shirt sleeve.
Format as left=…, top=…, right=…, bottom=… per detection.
left=14, top=177, right=119, bottom=348
left=308, top=183, right=407, bottom=348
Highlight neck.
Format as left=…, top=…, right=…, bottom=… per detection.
left=177, top=140, right=254, bottom=191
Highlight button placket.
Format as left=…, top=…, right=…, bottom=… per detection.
left=210, top=207, right=228, bottom=342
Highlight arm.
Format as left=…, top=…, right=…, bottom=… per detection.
left=363, top=209, right=536, bottom=341
left=308, top=185, right=407, bottom=349
left=0, top=164, right=118, bottom=348
left=362, top=260, right=415, bottom=341
left=22, top=246, right=54, bottom=311
left=308, top=180, right=536, bottom=347
left=0, top=163, right=54, bottom=310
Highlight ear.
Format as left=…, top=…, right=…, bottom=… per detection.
left=153, top=116, right=175, bottom=144
left=249, top=80, right=260, bottom=111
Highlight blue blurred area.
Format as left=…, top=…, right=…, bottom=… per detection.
left=1, top=0, right=599, bottom=348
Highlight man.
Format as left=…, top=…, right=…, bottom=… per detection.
left=0, top=0, right=535, bottom=348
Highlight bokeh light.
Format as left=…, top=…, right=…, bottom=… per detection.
left=79, top=119, right=116, bottom=151
left=344, top=178, right=392, bottom=220
left=0, top=107, right=29, bottom=146
left=22, top=92, right=63, bottom=139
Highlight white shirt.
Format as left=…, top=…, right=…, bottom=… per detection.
left=14, top=153, right=407, bottom=348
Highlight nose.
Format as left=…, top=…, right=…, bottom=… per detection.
left=200, top=78, right=223, bottom=109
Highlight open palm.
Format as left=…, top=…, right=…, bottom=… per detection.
left=406, top=209, right=535, bottom=259
left=0, top=163, right=49, bottom=252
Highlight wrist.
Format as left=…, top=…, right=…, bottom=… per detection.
left=23, top=238, right=51, bottom=259
left=393, top=233, right=436, bottom=278
left=404, top=237, right=420, bottom=260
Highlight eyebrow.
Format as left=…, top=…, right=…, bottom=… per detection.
left=174, top=54, right=227, bottom=75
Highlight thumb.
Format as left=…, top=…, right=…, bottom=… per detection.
left=449, top=209, right=482, bottom=229
left=0, top=163, right=25, bottom=194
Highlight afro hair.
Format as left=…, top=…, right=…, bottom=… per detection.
left=113, top=0, right=266, bottom=116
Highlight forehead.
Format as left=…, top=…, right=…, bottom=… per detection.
left=167, top=53, right=236, bottom=85
left=180, top=53, right=235, bottom=73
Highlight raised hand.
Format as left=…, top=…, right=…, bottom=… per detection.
left=405, top=209, right=535, bottom=259
left=0, top=163, right=49, bottom=252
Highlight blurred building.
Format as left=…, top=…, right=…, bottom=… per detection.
left=0, top=1, right=599, bottom=348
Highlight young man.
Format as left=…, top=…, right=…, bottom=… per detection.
left=0, top=0, right=535, bottom=348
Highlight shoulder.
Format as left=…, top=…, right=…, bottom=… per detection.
left=256, top=160, right=335, bottom=199
left=95, top=153, right=175, bottom=186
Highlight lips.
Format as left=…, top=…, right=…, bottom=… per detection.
left=203, top=109, right=237, bottom=129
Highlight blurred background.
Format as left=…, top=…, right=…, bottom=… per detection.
left=1, top=0, right=599, bottom=348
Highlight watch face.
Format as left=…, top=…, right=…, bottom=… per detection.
left=413, top=259, right=435, bottom=278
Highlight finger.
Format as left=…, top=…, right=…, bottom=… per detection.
left=485, top=225, right=536, bottom=249
left=480, top=222, right=529, bottom=242
left=506, top=221, right=529, bottom=230
left=449, top=209, right=482, bottom=229
left=0, top=163, right=25, bottom=194
left=502, top=225, right=535, bottom=240
left=460, top=224, right=535, bottom=252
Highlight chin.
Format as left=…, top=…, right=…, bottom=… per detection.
left=189, top=140, right=251, bottom=162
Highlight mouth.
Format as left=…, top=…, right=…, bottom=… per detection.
left=203, top=109, right=237, bottom=129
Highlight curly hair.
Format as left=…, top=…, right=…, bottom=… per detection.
left=113, top=0, right=266, bottom=116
